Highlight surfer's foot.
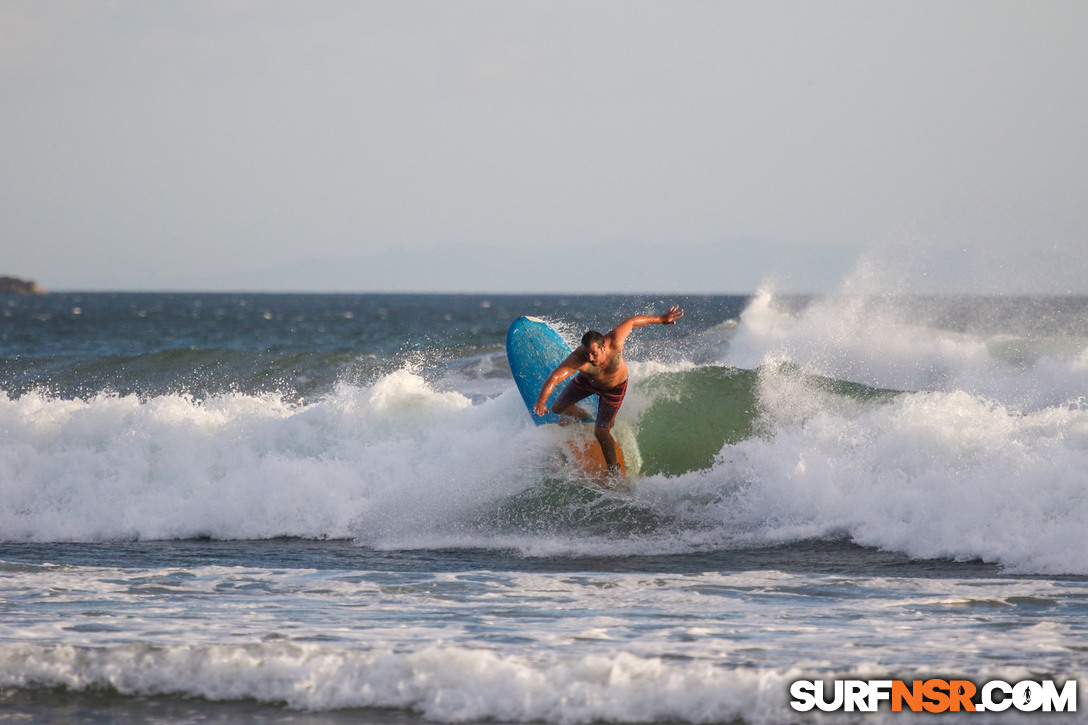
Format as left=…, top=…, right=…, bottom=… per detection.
left=592, top=465, right=626, bottom=490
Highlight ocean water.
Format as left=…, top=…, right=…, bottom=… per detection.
left=1, top=290, right=1087, bottom=723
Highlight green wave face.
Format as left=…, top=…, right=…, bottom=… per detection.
left=633, top=367, right=760, bottom=477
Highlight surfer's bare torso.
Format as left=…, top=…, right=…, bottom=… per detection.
left=567, top=338, right=627, bottom=391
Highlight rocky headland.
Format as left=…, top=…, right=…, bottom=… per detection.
left=0, top=276, right=46, bottom=294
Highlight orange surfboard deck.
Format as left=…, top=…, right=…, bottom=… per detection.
left=564, top=433, right=626, bottom=480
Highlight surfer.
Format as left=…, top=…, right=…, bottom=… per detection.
left=533, top=305, right=684, bottom=476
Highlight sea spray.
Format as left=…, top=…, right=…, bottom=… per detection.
left=695, top=288, right=1088, bottom=573
left=722, top=287, right=1088, bottom=409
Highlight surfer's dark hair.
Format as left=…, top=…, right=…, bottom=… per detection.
left=581, top=331, right=604, bottom=347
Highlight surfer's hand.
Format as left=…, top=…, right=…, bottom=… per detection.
left=661, top=305, right=684, bottom=324
left=533, top=400, right=548, bottom=416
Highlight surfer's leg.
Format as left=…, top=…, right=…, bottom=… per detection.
left=592, top=379, right=627, bottom=430
left=551, top=398, right=591, bottom=424
left=594, top=426, right=621, bottom=473
left=555, top=407, right=591, bottom=425
left=593, top=379, right=628, bottom=477
left=550, top=374, right=594, bottom=423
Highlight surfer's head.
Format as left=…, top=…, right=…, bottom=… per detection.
left=581, top=330, right=605, bottom=363
left=581, top=331, right=604, bottom=348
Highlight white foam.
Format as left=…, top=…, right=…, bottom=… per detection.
left=0, top=370, right=544, bottom=544
left=0, top=641, right=806, bottom=722
left=2, top=563, right=1078, bottom=723
left=718, top=380, right=1088, bottom=572
left=635, top=285, right=1088, bottom=573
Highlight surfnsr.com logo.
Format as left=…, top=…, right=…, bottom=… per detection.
left=790, top=679, right=1077, bottom=713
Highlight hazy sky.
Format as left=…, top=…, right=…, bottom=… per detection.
left=2, top=1, right=1086, bottom=294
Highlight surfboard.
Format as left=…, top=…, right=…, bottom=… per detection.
left=506, top=316, right=626, bottom=479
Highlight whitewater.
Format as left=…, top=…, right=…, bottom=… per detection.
left=1, top=289, right=1086, bottom=723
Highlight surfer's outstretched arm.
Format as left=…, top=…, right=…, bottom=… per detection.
left=607, top=306, right=684, bottom=347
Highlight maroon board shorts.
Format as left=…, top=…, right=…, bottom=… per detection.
left=553, top=374, right=628, bottom=431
